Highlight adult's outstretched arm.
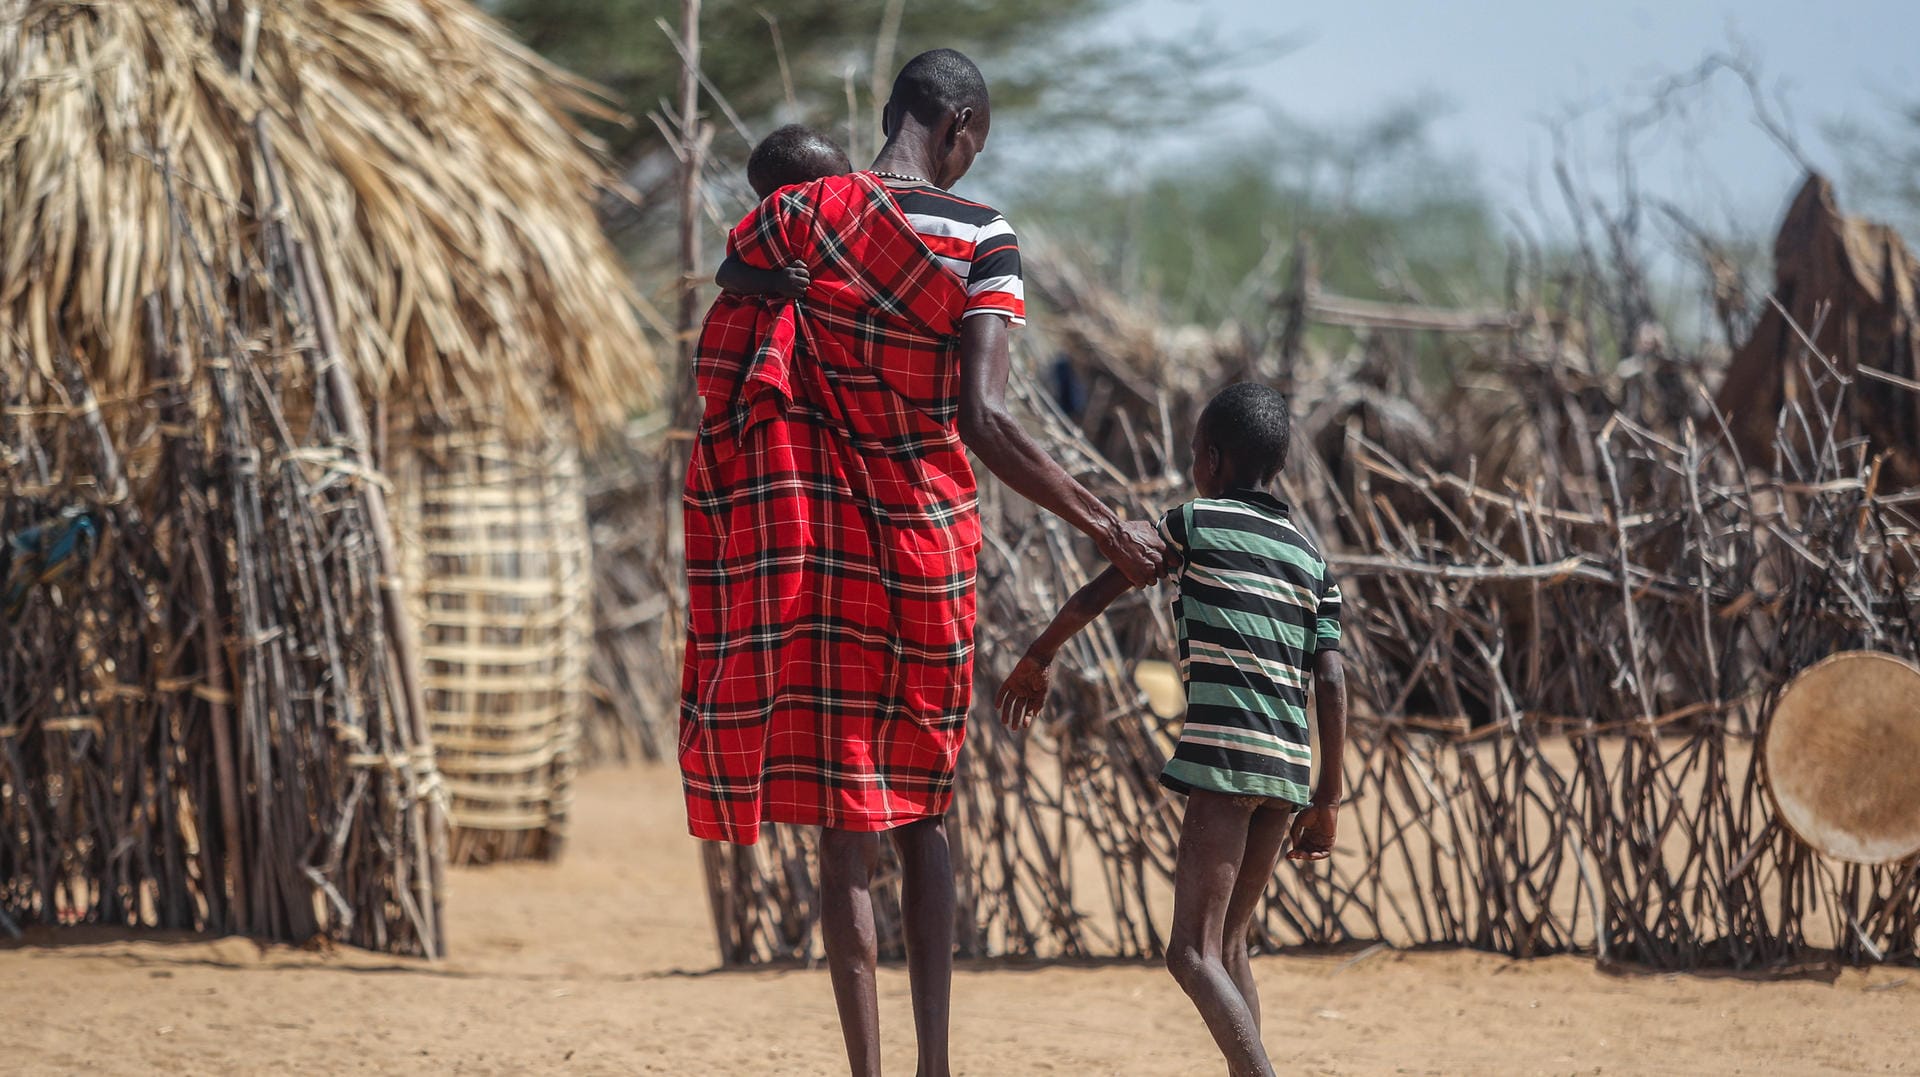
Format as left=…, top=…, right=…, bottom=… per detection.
left=956, top=314, right=1168, bottom=586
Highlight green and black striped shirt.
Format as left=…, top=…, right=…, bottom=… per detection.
left=1157, top=490, right=1342, bottom=804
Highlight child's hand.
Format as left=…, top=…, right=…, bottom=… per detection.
left=775, top=262, right=812, bottom=299
left=994, top=655, right=1052, bottom=731
left=1287, top=802, right=1338, bottom=861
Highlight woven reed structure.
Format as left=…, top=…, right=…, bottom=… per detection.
left=0, top=0, right=652, bottom=948
left=396, top=423, right=593, bottom=863
left=695, top=185, right=1920, bottom=970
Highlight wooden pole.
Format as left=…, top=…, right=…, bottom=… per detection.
left=146, top=296, right=248, bottom=936
left=255, top=114, right=445, bottom=959
left=1275, top=235, right=1312, bottom=390
left=669, top=0, right=738, bottom=967
left=674, top=0, right=705, bottom=400
left=294, top=236, right=444, bottom=958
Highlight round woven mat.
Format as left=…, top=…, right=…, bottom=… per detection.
left=1765, top=651, right=1920, bottom=864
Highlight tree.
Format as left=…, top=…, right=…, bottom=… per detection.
left=488, top=0, right=1254, bottom=300
left=487, top=0, right=1220, bottom=167
left=1019, top=105, right=1506, bottom=327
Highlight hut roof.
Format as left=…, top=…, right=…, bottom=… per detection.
left=1, top=0, right=657, bottom=440
left=1716, top=173, right=1920, bottom=486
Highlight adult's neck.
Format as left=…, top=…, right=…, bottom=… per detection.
left=870, top=127, right=940, bottom=184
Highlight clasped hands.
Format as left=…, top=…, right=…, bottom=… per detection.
left=1097, top=517, right=1172, bottom=589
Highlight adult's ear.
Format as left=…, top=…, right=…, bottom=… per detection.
left=947, top=106, right=974, bottom=146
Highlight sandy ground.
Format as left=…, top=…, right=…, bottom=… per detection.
left=4, top=765, right=1916, bottom=1077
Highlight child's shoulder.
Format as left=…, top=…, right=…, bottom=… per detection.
left=1172, top=494, right=1328, bottom=565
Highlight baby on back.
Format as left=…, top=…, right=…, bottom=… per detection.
left=746, top=123, right=851, bottom=200
left=716, top=124, right=852, bottom=300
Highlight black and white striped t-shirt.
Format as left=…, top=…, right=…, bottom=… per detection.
left=878, top=175, right=1026, bottom=325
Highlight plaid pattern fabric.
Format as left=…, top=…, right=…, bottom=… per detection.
left=681, top=172, right=982, bottom=844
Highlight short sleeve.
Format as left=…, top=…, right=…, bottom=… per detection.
left=963, top=217, right=1026, bottom=325
left=1158, top=504, right=1191, bottom=575
left=1314, top=573, right=1343, bottom=653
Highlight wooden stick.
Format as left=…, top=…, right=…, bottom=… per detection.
left=674, top=0, right=705, bottom=391
left=257, top=116, right=445, bottom=958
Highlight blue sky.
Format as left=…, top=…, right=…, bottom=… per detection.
left=1093, top=0, right=1917, bottom=233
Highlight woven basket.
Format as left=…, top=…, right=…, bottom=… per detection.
left=394, top=417, right=592, bottom=864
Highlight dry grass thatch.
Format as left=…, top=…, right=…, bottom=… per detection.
left=1, top=0, right=657, bottom=442
left=0, top=0, right=661, bottom=953
left=0, top=128, right=451, bottom=954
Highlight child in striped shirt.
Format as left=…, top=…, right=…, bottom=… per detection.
left=995, top=382, right=1347, bottom=1077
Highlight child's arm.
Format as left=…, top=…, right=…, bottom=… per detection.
left=714, top=253, right=811, bottom=298
left=994, top=566, right=1133, bottom=731
left=1287, top=650, right=1347, bottom=860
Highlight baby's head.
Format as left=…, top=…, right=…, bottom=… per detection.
left=746, top=124, right=853, bottom=201
left=1191, top=382, right=1291, bottom=498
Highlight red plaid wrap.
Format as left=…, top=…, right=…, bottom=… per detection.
left=680, top=172, right=981, bottom=844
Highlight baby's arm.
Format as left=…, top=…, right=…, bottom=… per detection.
left=714, top=254, right=810, bottom=298
left=1288, top=650, right=1347, bottom=860
left=994, top=566, right=1133, bottom=730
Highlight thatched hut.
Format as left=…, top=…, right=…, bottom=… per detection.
left=1718, top=174, right=1920, bottom=486
left=0, top=0, right=654, bottom=949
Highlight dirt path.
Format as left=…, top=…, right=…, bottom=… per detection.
left=3, top=765, right=1913, bottom=1075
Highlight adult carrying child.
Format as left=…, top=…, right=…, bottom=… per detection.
left=679, top=48, right=1170, bottom=1077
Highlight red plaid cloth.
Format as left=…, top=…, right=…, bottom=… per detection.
left=680, top=172, right=981, bottom=844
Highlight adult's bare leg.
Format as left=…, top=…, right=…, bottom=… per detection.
left=1221, top=804, right=1293, bottom=1036
left=1166, top=791, right=1274, bottom=1077
left=890, top=815, right=955, bottom=1077
left=820, top=827, right=883, bottom=1077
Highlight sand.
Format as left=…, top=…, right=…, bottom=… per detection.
left=4, top=765, right=1915, bottom=1076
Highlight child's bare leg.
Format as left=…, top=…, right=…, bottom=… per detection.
left=889, top=815, right=955, bottom=1077
left=819, top=828, right=883, bottom=1077
left=1166, top=791, right=1275, bottom=1077
left=1221, top=804, right=1294, bottom=1035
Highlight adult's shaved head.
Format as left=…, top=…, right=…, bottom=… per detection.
left=888, top=48, right=989, bottom=127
